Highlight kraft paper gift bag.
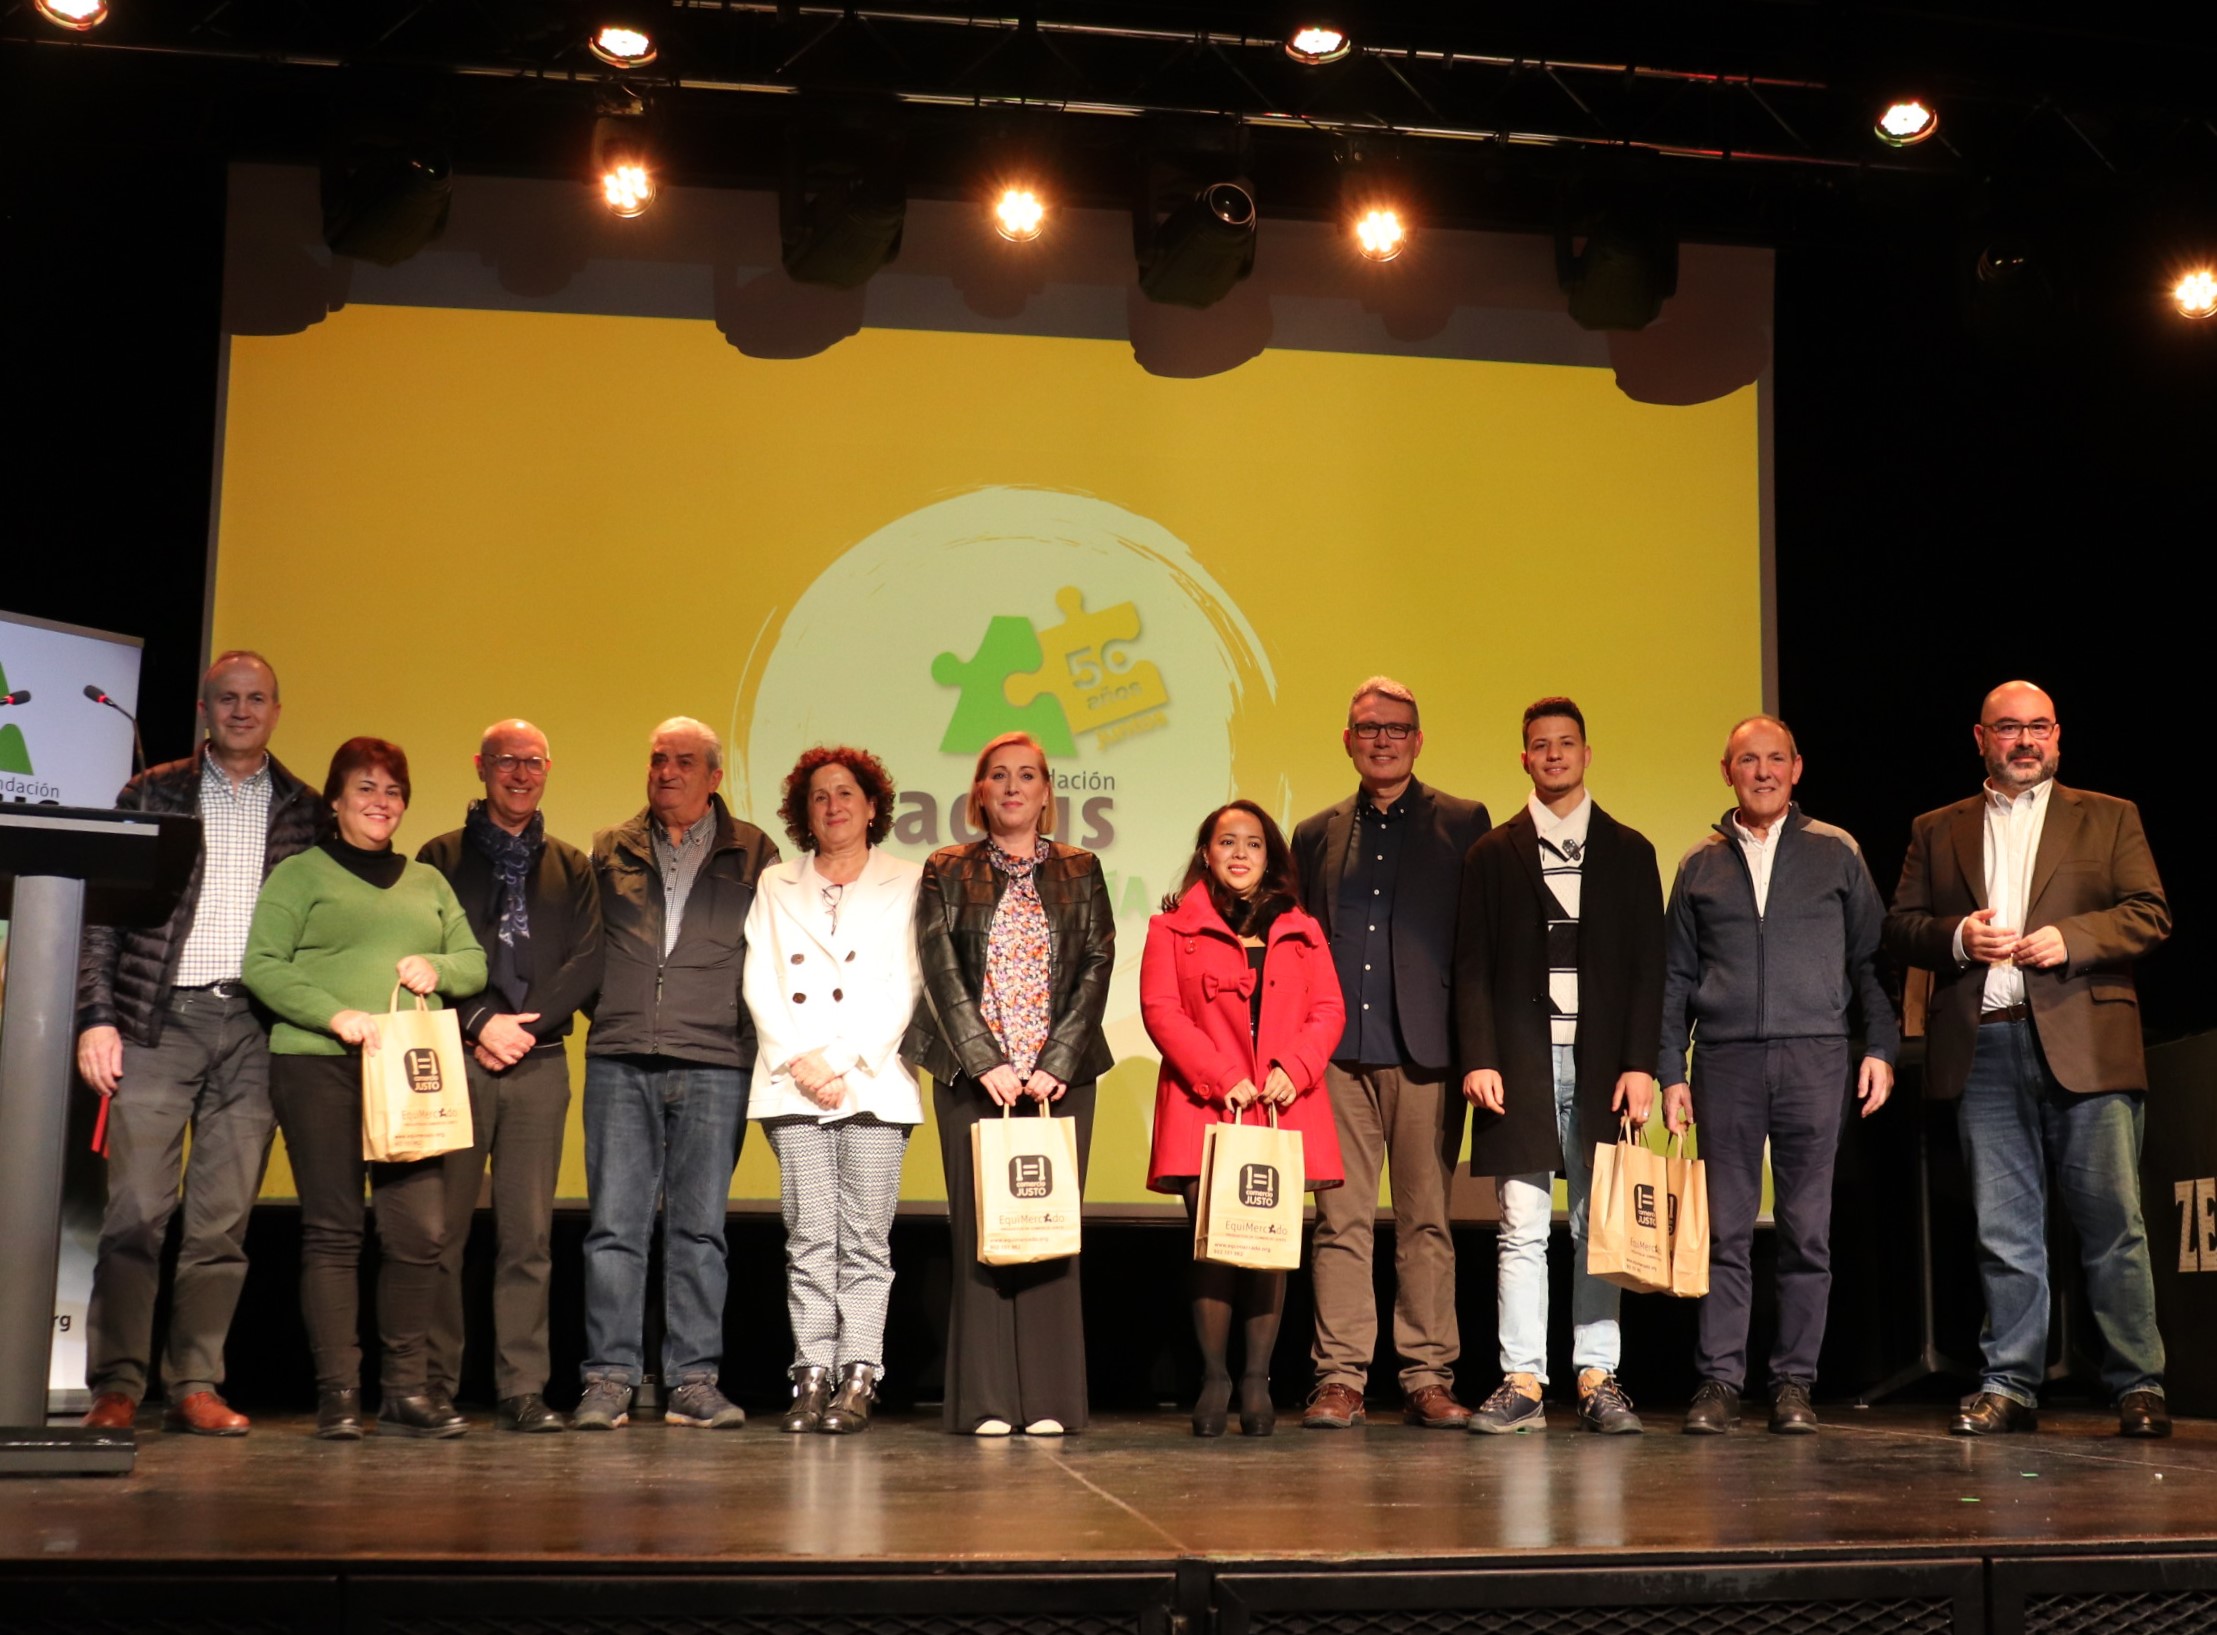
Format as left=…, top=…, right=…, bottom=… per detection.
left=972, top=1099, right=1083, bottom=1266
left=360, top=986, right=473, bottom=1163
left=1667, top=1127, right=1712, bottom=1299
left=1193, top=1104, right=1306, bottom=1272
left=1586, top=1115, right=1671, bottom=1293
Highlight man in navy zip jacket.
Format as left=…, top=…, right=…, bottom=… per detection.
left=1659, top=716, right=1898, bottom=1436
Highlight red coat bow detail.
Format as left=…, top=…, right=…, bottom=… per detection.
left=1200, top=968, right=1258, bottom=1004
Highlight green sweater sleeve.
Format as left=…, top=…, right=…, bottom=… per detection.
left=427, top=869, right=488, bottom=998
left=242, top=854, right=353, bottom=1037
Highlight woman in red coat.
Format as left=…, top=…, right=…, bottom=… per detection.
left=1141, top=800, right=1345, bottom=1437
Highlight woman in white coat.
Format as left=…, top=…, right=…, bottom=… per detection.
left=743, top=745, right=923, bottom=1434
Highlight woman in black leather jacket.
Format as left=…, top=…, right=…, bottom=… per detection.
left=902, top=730, right=1114, bottom=1435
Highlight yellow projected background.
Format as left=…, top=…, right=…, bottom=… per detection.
left=214, top=303, right=1762, bottom=1210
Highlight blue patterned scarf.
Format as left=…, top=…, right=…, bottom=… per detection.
left=466, top=800, right=543, bottom=1012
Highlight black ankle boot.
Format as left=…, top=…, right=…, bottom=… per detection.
left=315, top=1387, right=364, bottom=1441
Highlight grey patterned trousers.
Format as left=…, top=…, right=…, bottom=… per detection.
left=763, top=1115, right=912, bottom=1372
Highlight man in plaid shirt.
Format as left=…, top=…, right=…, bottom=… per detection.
left=74, top=651, right=320, bottom=1436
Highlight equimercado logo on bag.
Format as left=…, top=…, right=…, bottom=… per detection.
left=1009, top=1155, right=1052, bottom=1198
left=404, top=1048, right=444, bottom=1095
left=1635, top=1182, right=1658, bottom=1229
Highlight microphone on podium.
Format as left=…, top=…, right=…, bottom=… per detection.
left=84, top=683, right=147, bottom=774
left=0, top=689, right=28, bottom=706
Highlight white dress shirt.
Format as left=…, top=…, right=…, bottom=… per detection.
left=1950, top=777, right=2054, bottom=1011
left=1730, top=810, right=1782, bottom=917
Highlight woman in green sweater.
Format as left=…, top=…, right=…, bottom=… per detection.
left=244, top=736, right=486, bottom=1441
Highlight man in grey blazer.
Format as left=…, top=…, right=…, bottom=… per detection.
left=1885, top=680, right=2172, bottom=1438
left=1290, top=676, right=1490, bottom=1429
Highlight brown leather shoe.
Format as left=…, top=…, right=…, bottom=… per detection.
left=2119, top=1390, right=2173, bottom=1439
left=82, top=1391, right=137, bottom=1431
left=1949, top=1390, right=2035, bottom=1436
left=1302, top=1381, right=1367, bottom=1429
left=1403, top=1385, right=1473, bottom=1429
left=162, top=1390, right=250, bottom=1437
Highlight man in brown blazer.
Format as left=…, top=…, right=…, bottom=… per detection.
left=1885, top=680, right=2172, bottom=1438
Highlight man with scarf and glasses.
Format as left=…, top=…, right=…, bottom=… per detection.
left=417, top=720, right=603, bottom=1432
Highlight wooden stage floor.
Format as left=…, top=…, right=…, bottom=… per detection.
left=12, top=1404, right=2217, bottom=1634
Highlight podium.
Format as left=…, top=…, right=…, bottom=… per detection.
left=0, top=803, right=198, bottom=1475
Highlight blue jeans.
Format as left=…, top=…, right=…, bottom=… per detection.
left=1495, top=1044, right=1620, bottom=1384
left=580, top=1055, right=749, bottom=1387
left=1956, top=1018, right=2164, bottom=1406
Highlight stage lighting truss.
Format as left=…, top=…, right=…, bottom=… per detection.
left=593, top=114, right=656, bottom=218
left=1284, top=24, right=1352, bottom=66
left=993, top=185, right=1047, bottom=243
left=2176, top=269, right=2217, bottom=320
left=33, top=0, right=108, bottom=29
left=1875, top=98, right=1940, bottom=147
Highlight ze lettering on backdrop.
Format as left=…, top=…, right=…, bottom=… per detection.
left=2176, top=1179, right=2217, bottom=1273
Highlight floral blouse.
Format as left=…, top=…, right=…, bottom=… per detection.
left=979, top=838, right=1053, bottom=1080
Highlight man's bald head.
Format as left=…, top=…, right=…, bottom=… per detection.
left=475, top=718, right=552, bottom=833
left=1975, top=680, right=2061, bottom=793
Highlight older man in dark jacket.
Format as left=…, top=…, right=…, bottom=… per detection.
left=418, top=719, right=603, bottom=1434
left=73, top=650, right=317, bottom=1436
left=1458, top=697, right=1663, bottom=1436
left=1658, top=715, right=1897, bottom=1437
left=573, top=716, right=777, bottom=1434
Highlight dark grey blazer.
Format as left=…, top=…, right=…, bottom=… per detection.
left=1290, top=779, right=1491, bottom=1073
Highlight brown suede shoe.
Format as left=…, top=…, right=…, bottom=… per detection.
left=1301, top=1381, right=1367, bottom=1429
left=162, top=1391, right=250, bottom=1437
left=1402, top=1385, right=1473, bottom=1429
left=82, top=1392, right=137, bottom=1431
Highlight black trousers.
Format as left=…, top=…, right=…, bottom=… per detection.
left=1692, top=1036, right=1850, bottom=1391
left=933, top=1076, right=1094, bottom=1432
left=428, top=1049, right=571, bottom=1402
left=271, top=1053, right=448, bottom=1396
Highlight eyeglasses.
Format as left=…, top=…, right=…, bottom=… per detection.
left=1350, top=722, right=1416, bottom=741
left=486, top=755, right=549, bottom=775
left=820, top=881, right=844, bottom=934
left=1982, top=720, right=2057, bottom=742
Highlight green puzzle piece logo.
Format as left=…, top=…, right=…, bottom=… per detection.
left=0, top=655, right=32, bottom=775
left=931, top=587, right=1171, bottom=758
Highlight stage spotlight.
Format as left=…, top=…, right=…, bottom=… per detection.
left=33, top=0, right=108, bottom=29
left=2177, top=270, right=2217, bottom=320
left=1354, top=207, right=1406, bottom=262
left=993, top=186, right=1047, bottom=243
left=589, top=12, right=658, bottom=69
left=1556, top=194, right=1678, bottom=331
left=322, top=131, right=453, bottom=266
left=1285, top=25, right=1352, bottom=66
left=593, top=117, right=656, bottom=218
left=1875, top=98, right=1940, bottom=148
left=1137, top=182, right=1257, bottom=306
left=781, top=119, right=906, bottom=288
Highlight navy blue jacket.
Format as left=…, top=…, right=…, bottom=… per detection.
left=1292, top=780, right=1490, bottom=1074
left=1659, top=804, right=1899, bottom=1084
